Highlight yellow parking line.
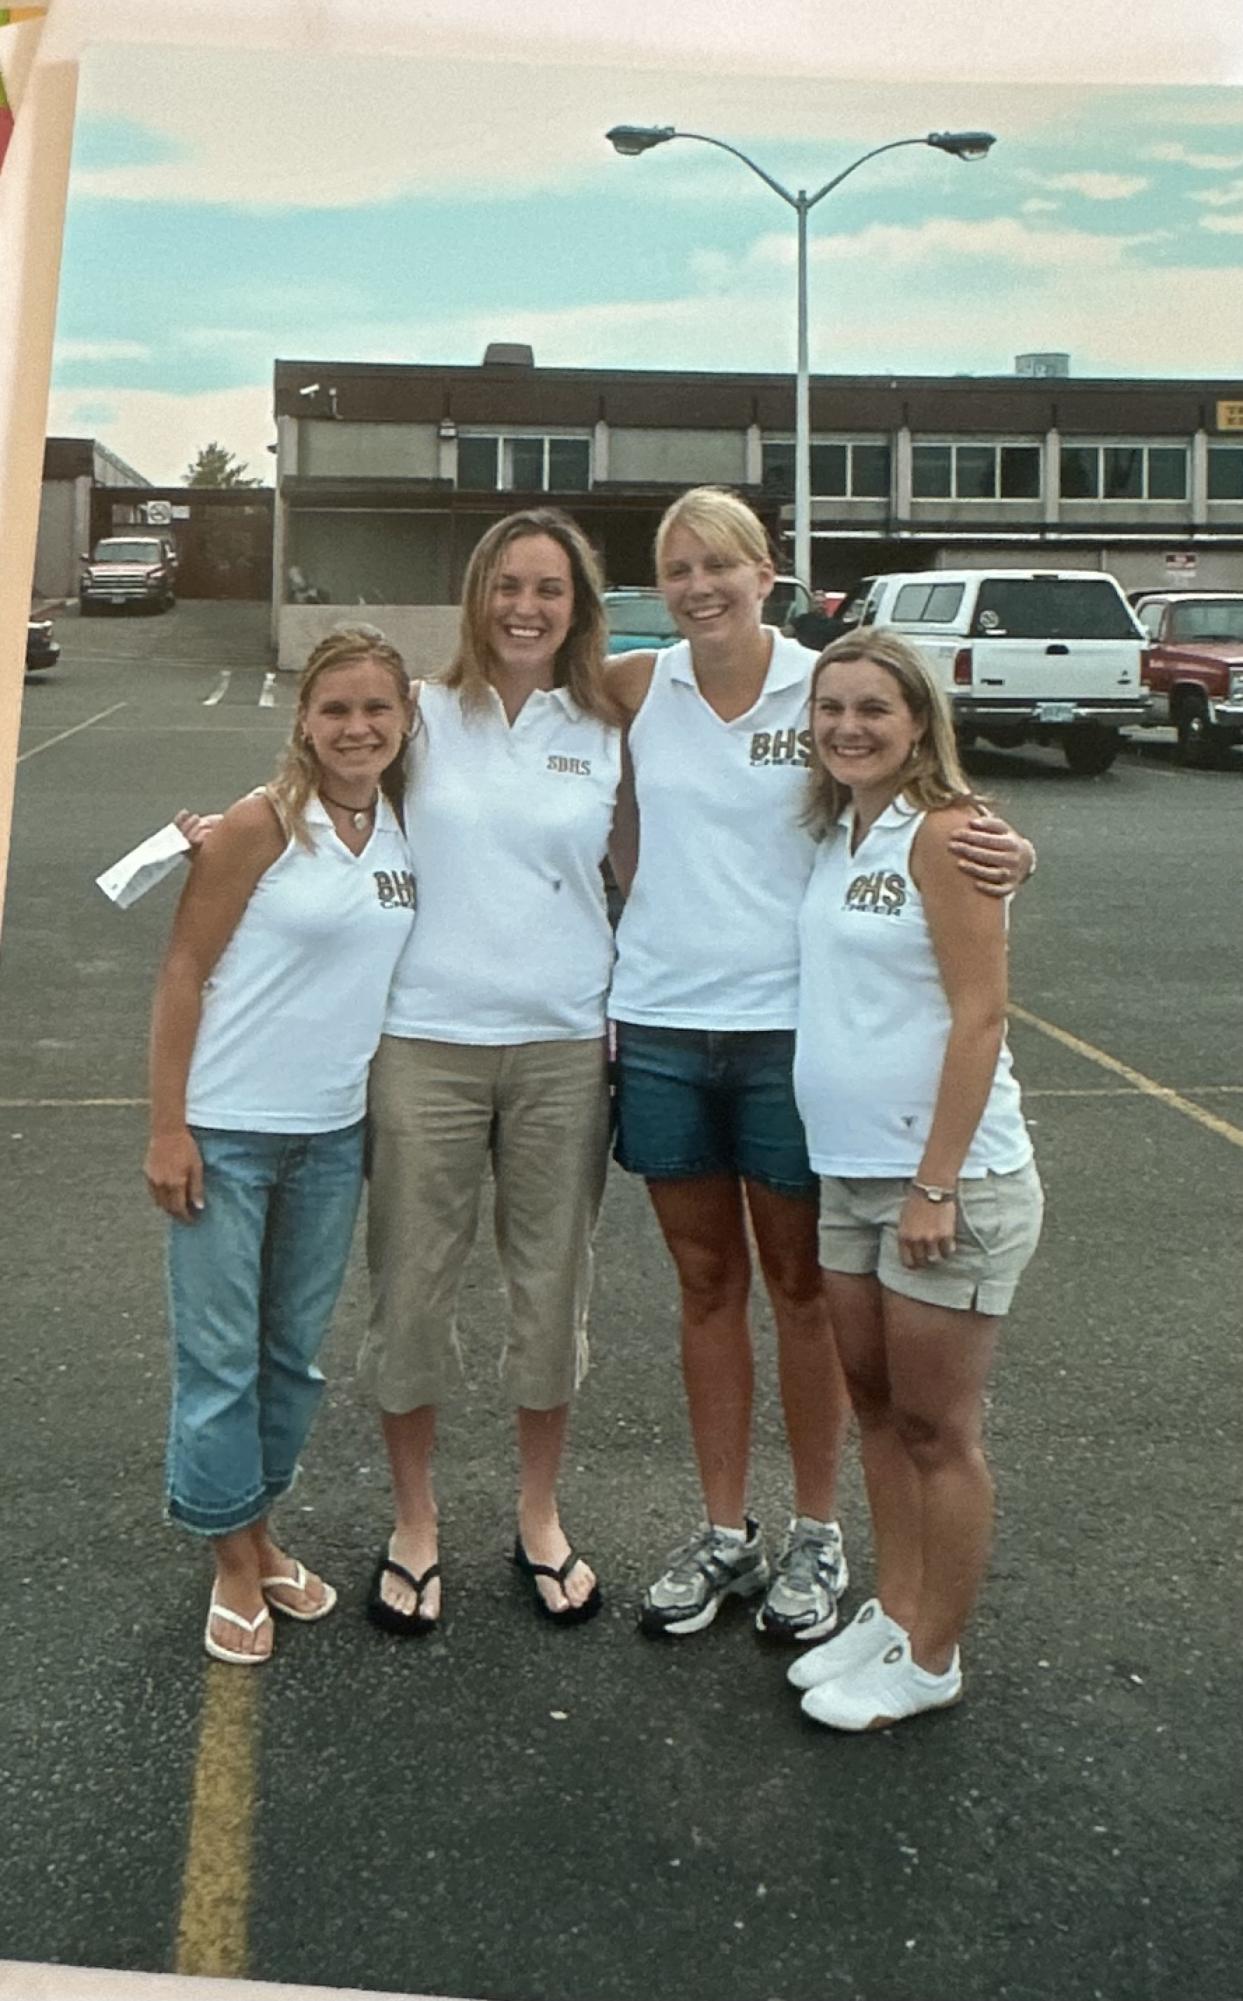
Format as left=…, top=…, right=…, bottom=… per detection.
left=16, top=703, right=127, bottom=763
left=1011, top=1004, right=1243, bottom=1149
left=174, top=1667, right=260, bottom=1979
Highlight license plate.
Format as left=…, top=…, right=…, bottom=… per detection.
left=1036, top=702, right=1077, bottom=724
left=110, top=593, right=126, bottom=604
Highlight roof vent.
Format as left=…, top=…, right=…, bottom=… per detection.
left=482, top=342, right=535, bottom=368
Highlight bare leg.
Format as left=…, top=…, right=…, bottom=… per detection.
left=246, top=1516, right=333, bottom=1615
left=645, top=1174, right=753, bottom=1528
left=209, top=1524, right=272, bottom=1659
left=823, top=1272, right=923, bottom=1631
left=515, top=1403, right=596, bottom=1612
left=378, top=1404, right=441, bottom=1621
left=747, top=1181, right=848, bottom=1521
left=883, top=1290, right=1000, bottom=1674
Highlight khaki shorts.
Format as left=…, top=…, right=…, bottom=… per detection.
left=359, top=1034, right=610, bottom=1413
left=817, top=1160, right=1043, bottom=1316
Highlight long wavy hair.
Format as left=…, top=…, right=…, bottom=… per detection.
left=803, top=626, right=983, bottom=839
left=269, top=628, right=414, bottom=847
left=443, top=508, right=618, bottom=724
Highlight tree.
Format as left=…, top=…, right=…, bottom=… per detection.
left=183, top=442, right=264, bottom=489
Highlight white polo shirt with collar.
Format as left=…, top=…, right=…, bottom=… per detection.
left=383, top=677, right=622, bottom=1045
left=610, top=632, right=819, bottom=1031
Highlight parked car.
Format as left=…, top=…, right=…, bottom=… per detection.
left=763, top=574, right=816, bottom=633
left=79, top=535, right=177, bottom=615
left=835, top=569, right=1150, bottom=775
left=25, top=609, right=61, bottom=673
left=1132, top=591, right=1243, bottom=766
left=603, top=588, right=679, bottom=654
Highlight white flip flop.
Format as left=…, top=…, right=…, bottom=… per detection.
left=204, top=1591, right=273, bottom=1665
left=260, top=1558, right=338, bottom=1623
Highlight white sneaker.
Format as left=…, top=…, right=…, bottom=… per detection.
left=786, top=1596, right=904, bottom=1691
left=800, top=1632, right=963, bottom=1730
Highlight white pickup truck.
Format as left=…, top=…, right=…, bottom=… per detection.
left=836, top=569, right=1150, bottom=775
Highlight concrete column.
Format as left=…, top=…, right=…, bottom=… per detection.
left=269, top=413, right=298, bottom=651
left=436, top=423, right=458, bottom=483
left=1191, top=428, right=1208, bottom=526
left=1043, top=426, right=1061, bottom=524
left=894, top=425, right=913, bottom=523
left=744, top=420, right=763, bottom=487
left=593, top=418, right=609, bottom=484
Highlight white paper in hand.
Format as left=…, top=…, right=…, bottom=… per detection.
left=96, top=821, right=191, bottom=909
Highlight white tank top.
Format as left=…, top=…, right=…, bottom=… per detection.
left=610, top=633, right=819, bottom=1030
left=793, top=796, right=1033, bottom=1177
left=186, top=796, right=416, bottom=1134
left=383, top=679, right=621, bottom=1045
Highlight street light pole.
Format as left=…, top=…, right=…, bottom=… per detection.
left=606, top=125, right=996, bottom=590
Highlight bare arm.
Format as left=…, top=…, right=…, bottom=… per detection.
left=603, top=650, right=657, bottom=902
left=144, top=795, right=284, bottom=1221
left=949, top=812, right=1036, bottom=896
left=899, top=807, right=1011, bottom=1268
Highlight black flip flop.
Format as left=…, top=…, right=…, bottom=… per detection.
left=366, top=1550, right=440, bottom=1637
left=512, top=1537, right=603, bottom=1626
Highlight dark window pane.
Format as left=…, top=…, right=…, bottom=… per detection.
left=509, top=437, right=544, bottom=490
left=999, top=446, right=1041, bottom=499
left=548, top=438, right=590, bottom=490
left=851, top=444, right=890, bottom=497
left=956, top=446, right=996, bottom=499
left=457, top=435, right=498, bottom=488
left=971, top=577, right=1135, bottom=639
left=761, top=441, right=795, bottom=492
left=1103, top=447, right=1143, bottom=499
left=1060, top=446, right=1098, bottom=499
left=912, top=445, right=952, bottom=498
left=1208, top=447, right=1243, bottom=500
left=925, top=582, right=965, bottom=620
left=810, top=443, right=848, bottom=495
left=1146, top=447, right=1187, bottom=501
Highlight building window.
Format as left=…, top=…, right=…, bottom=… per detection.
left=760, top=439, right=891, bottom=498
left=1208, top=446, right=1243, bottom=500
left=912, top=442, right=1041, bottom=501
left=456, top=433, right=591, bottom=492
left=1060, top=442, right=1188, bottom=502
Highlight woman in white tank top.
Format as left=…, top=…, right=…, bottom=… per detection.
left=788, top=629, right=1043, bottom=1731
left=604, top=487, right=1035, bottom=1647
left=145, top=632, right=417, bottom=1665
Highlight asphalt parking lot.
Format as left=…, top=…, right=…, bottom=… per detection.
left=2, top=599, right=1241, bottom=2001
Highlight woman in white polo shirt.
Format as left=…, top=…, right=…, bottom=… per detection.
left=605, top=487, right=1032, bottom=1648
left=788, top=628, right=1043, bottom=1729
left=360, top=509, right=620, bottom=1634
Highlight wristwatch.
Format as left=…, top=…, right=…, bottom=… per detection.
left=910, top=1180, right=956, bottom=1204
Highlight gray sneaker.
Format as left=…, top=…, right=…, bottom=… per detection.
left=755, top=1515, right=848, bottom=1644
left=640, top=1517, right=769, bottom=1637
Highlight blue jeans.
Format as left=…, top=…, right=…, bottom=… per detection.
left=612, top=1023, right=818, bottom=1200
left=165, top=1121, right=364, bottom=1536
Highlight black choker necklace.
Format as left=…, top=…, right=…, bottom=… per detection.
left=320, top=789, right=377, bottom=831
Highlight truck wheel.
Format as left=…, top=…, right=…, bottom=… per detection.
left=1175, top=696, right=1226, bottom=770
left=1063, top=724, right=1119, bottom=776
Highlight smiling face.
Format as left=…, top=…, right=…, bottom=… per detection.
left=656, top=524, right=774, bottom=651
left=299, top=656, right=411, bottom=798
left=486, top=531, right=575, bottom=682
left=811, top=654, right=925, bottom=799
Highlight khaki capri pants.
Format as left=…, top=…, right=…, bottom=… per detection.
left=359, top=1033, right=610, bottom=1413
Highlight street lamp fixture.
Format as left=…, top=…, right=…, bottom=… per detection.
left=606, top=123, right=997, bottom=588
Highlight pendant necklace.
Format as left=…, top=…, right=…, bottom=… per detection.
left=320, top=789, right=378, bottom=832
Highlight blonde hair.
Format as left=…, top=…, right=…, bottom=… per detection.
left=654, top=486, right=774, bottom=574
left=269, top=628, right=413, bottom=847
left=443, top=508, right=618, bottom=724
left=803, top=626, right=983, bottom=838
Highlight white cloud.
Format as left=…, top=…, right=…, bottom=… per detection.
left=54, top=338, right=153, bottom=363
left=1017, top=169, right=1150, bottom=200
left=731, top=214, right=1168, bottom=277
left=1145, top=141, right=1243, bottom=169
left=45, top=384, right=274, bottom=488
left=1201, top=210, right=1243, bottom=231
left=1020, top=197, right=1061, bottom=213
left=1188, top=178, right=1243, bottom=206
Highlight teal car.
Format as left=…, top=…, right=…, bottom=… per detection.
left=603, top=589, right=680, bottom=654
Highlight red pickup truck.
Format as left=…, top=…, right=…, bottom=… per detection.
left=1134, top=591, right=1243, bottom=767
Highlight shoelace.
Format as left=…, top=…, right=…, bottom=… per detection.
left=778, top=1531, right=840, bottom=1591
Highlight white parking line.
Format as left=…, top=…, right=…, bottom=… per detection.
left=16, top=704, right=128, bottom=764
left=258, top=672, right=277, bottom=708
left=202, top=671, right=232, bottom=706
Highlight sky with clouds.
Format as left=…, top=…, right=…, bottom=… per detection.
left=45, top=43, right=1243, bottom=486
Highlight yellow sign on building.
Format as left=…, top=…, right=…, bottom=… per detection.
left=1217, top=401, right=1243, bottom=431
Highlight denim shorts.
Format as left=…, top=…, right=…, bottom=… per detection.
left=612, top=1022, right=818, bottom=1199
left=817, top=1159, right=1044, bottom=1315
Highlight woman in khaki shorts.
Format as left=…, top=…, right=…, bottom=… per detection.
left=359, top=510, right=622, bottom=1635
left=788, top=628, right=1043, bottom=1730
